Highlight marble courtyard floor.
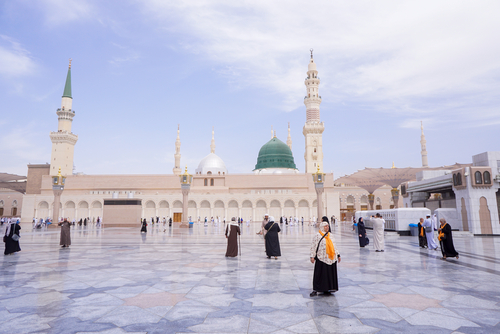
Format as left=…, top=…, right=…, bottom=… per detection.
left=1, top=222, right=500, bottom=334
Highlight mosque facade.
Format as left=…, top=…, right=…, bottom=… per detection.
left=18, top=54, right=397, bottom=224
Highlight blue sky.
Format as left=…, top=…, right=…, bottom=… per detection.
left=1, top=1, right=499, bottom=178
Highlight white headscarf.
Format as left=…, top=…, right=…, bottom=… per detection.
left=227, top=218, right=239, bottom=237
left=4, top=220, right=16, bottom=237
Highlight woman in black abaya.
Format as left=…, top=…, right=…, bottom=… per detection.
left=357, top=217, right=368, bottom=247
left=438, top=218, right=459, bottom=260
left=264, top=216, right=281, bottom=259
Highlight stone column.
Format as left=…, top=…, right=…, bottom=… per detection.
left=180, top=184, right=190, bottom=227
left=368, top=193, right=375, bottom=210
left=391, top=188, right=399, bottom=209
left=315, top=183, right=324, bottom=220
left=52, top=187, right=63, bottom=227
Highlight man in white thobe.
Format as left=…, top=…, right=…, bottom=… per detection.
left=371, top=213, right=385, bottom=252
left=423, top=214, right=438, bottom=250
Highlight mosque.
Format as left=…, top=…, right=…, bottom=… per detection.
left=5, top=53, right=398, bottom=224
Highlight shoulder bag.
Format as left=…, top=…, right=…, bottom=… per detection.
left=314, top=232, right=327, bottom=260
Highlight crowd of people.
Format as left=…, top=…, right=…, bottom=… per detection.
left=4, top=210, right=460, bottom=298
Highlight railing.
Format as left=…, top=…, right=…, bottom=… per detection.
left=363, top=218, right=395, bottom=231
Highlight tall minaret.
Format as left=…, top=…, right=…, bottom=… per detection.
left=49, top=59, right=78, bottom=176
left=210, top=127, right=216, bottom=153
left=173, top=124, right=181, bottom=175
left=420, top=121, right=428, bottom=167
left=286, top=122, right=292, bottom=150
left=303, top=49, right=325, bottom=173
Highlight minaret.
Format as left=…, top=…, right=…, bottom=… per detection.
left=420, top=121, right=428, bottom=167
left=173, top=124, right=181, bottom=175
left=49, top=59, right=78, bottom=176
left=286, top=122, right=292, bottom=150
left=271, top=125, right=274, bottom=139
left=210, top=127, right=216, bottom=153
left=303, top=49, right=325, bottom=173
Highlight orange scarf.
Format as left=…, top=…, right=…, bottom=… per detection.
left=438, top=223, right=447, bottom=241
left=319, top=230, right=335, bottom=260
left=419, top=224, right=424, bottom=237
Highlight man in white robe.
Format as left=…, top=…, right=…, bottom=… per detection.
left=423, top=214, right=438, bottom=250
left=371, top=213, right=385, bottom=252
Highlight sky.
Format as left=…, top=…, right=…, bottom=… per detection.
left=1, top=0, right=499, bottom=179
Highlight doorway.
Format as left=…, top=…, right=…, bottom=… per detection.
left=173, top=212, right=182, bottom=222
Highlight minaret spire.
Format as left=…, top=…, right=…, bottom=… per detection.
left=62, top=58, right=72, bottom=99
left=271, top=125, right=274, bottom=139
left=303, top=50, right=325, bottom=173
left=287, top=122, right=292, bottom=150
left=173, top=124, right=182, bottom=175
left=420, top=121, right=428, bottom=167
left=210, top=127, right=216, bottom=153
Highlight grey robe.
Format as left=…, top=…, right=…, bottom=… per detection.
left=59, top=221, right=71, bottom=246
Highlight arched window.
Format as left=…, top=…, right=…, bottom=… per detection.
left=457, top=173, right=462, bottom=185
left=453, top=174, right=457, bottom=186
left=207, top=171, right=212, bottom=175
left=204, top=179, right=207, bottom=186
left=475, top=171, right=482, bottom=184
left=210, top=178, right=214, bottom=186
left=484, top=171, right=491, bottom=184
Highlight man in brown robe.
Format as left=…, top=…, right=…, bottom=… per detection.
left=59, top=218, right=71, bottom=248
left=225, top=217, right=240, bottom=257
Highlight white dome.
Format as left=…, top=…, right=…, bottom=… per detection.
left=195, top=153, right=228, bottom=175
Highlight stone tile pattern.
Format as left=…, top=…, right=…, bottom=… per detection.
left=1, top=222, right=499, bottom=333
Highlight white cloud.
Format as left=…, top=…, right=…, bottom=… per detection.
left=0, top=36, right=36, bottom=78
left=139, top=0, right=500, bottom=123
left=0, top=123, right=50, bottom=175
left=37, top=0, right=94, bottom=25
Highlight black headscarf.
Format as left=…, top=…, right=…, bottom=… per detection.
left=322, top=216, right=329, bottom=223
left=358, top=217, right=364, bottom=224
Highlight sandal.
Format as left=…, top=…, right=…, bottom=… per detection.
left=310, top=291, right=317, bottom=297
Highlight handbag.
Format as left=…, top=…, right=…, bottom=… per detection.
left=314, top=233, right=327, bottom=260
left=366, top=237, right=370, bottom=245
left=425, top=225, right=432, bottom=233
left=11, top=234, right=20, bottom=242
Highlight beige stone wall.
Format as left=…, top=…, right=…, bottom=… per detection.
left=103, top=201, right=142, bottom=227
left=26, top=164, right=50, bottom=194
left=0, top=189, right=24, bottom=218
left=19, top=172, right=392, bottom=224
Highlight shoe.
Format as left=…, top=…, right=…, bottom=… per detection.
left=456, top=255, right=459, bottom=259
left=381, top=250, right=384, bottom=252
left=323, top=291, right=332, bottom=296
left=267, top=256, right=271, bottom=259
left=375, top=250, right=381, bottom=252
left=275, top=257, right=278, bottom=260
left=310, top=291, right=317, bottom=297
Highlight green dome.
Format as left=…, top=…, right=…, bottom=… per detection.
left=254, top=137, right=297, bottom=171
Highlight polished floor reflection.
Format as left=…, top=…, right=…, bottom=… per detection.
left=1, top=222, right=500, bottom=333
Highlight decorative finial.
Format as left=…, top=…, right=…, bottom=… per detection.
left=317, top=165, right=320, bottom=173
left=288, top=122, right=290, bottom=129
left=184, top=165, right=188, bottom=173
left=69, top=58, right=72, bottom=69
left=274, top=130, right=277, bottom=138
left=391, top=162, right=396, bottom=169
left=271, top=125, right=274, bottom=139
left=178, top=124, right=179, bottom=131
left=310, top=49, right=313, bottom=59
left=58, top=167, right=62, bottom=176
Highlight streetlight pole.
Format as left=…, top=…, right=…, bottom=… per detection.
left=179, top=166, right=192, bottom=228
left=312, top=166, right=326, bottom=221
left=52, top=167, right=66, bottom=227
